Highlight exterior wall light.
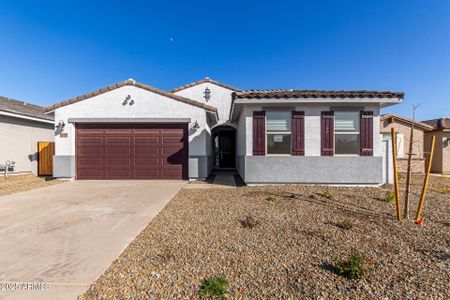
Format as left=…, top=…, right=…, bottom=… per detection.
left=204, top=87, right=211, bottom=101
left=57, top=120, right=65, bottom=129
left=192, top=121, right=200, bottom=129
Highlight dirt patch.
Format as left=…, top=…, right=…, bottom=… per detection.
left=0, top=174, right=62, bottom=196
left=80, top=175, right=449, bottom=299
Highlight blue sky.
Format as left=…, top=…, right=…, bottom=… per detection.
left=0, top=0, right=448, bottom=120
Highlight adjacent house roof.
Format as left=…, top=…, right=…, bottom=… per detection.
left=170, top=77, right=240, bottom=93
left=233, top=89, right=405, bottom=99
left=45, top=79, right=218, bottom=113
left=422, top=118, right=450, bottom=130
left=380, top=114, right=434, bottom=131
left=0, top=96, right=54, bottom=122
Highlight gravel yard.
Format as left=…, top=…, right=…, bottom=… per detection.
left=0, top=174, right=62, bottom=196
left=80, top=175, right=449, bottom=299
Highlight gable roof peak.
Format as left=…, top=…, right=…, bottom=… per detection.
left=170, top=78, right=240, bottom=93
left=45, top=79, right=217, bottom=113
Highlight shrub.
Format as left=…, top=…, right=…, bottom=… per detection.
left=321, top=190, right=335, bottom=199
left=267, top=195, right=277, bottom=202
left=240, top=216, right=259, bottom=229
left=336, top=251, right=367, bottom=280
left=199, top=275, right=229, bottom=299
left=336, top=219, right=355, bottom=230
left=384, top=191, right=395, bottom=203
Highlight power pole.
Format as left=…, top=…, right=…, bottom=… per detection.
left=404, top=104, right=420, bottom=219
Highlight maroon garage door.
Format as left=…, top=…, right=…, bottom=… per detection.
left=76, top=124, right=188, bottom=180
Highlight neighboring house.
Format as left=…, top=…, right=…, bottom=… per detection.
left=0, top=96, right=54, bottom=174
left=380, top=114, right=433, bottom=173
left=422, top=118, right=450, bottom=174
left=45, top=78, right=403, bottom=184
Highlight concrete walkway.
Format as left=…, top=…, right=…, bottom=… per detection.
left=0, top=180, right=185, bottom=300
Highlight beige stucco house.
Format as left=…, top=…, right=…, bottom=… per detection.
left=380, top=114, right=433, bottom=173
left=0, top=96, right=54, bottom=174
left=423, top=118, right=450, bottom=174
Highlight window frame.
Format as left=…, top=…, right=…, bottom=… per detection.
left=265, top=111, right=292, bottom=156
left=334, top=111, right=360, bottom=156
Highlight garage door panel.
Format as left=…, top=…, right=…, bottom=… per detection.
left=78, top=147, right=104, bottom=156
left=106, top=158, right=131, bottom=166
left=134, top=147, right=159, bottom=156
left=77, top=158, right=104, bottom=166
left=106, top=147, right=131, bottom=156
left=77, top=168, right=105, bottom=178
left=134, top=158, right=160, bottom=166
left=106, top=137, right=131, bottom=144
left=134, top=137, right=159, bottom=144
left=76, top=123, right=188, bottom=179
left=78, top=136, right=103, bottom=144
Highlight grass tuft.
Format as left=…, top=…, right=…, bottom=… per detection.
left=336, top=251, right=367, bottom=280
left=336, top=219, right=355, bottom=230
left=199, top=275, right=229, bottom=299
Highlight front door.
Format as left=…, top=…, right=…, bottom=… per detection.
left=218, top=131, right=235, bottom=168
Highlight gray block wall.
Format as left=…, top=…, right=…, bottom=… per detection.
left=244, top=156, right=383, bottom=184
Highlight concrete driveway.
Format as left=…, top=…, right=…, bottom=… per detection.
left=0, top=180, right=185, bottom=300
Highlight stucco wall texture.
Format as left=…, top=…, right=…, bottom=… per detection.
left=0, top=115, right=54, bottom=174
left=380, top=118, right=426, bottom=173
left=425, top=130, right=450, bottom=174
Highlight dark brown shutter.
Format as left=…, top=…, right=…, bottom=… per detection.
left=253, top=111, right=266, bottom=156
left=292, top=111, right=305, bottom=155
left=360, top=111, right=373, bottom=156
left=321, top=111, right=334, bottom=156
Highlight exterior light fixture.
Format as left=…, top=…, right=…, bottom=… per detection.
left=129, top=99, right=135, bottom=105
left=192, top=121, right=200, bottom=129
left=204, top=87, right=211, bottom=101
left=57, top=120, right=65, bottom=128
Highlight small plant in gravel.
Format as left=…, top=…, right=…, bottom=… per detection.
left=266, top=194, right=277, bottom=202
left=397, top=172, right=403, bottom=182
left=336, top=219, right=355, bottom=230
left=321, top=190, right=335, bottom=199
left=384, top=191, right=395, bottom=203
left=336, top=251, right=368, bottom=280
left=240, top=216, right=259, bottom=229
left=199, top=275, right=229, bottom=299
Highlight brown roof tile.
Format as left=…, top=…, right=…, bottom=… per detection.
left=0, top=96, right=53, bottom=121
left=233, top=89, right=404, bottom=99
left=380, top=114, right=434, bottom=131
left=45, top=79, right=218, bottom=113
left=170, top=77, right=240, bottom=93
left=422, top=118, right=450, bottom=130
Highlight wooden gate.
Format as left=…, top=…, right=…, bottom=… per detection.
left=38, top=142, right=55, bottom=176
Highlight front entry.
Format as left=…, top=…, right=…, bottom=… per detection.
left=212, top=126, right=236, bottom=169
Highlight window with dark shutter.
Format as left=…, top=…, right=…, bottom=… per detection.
left=321, top=111, right=334, bottom=156
left=253, top=111, right=266, bottom=156
left=292, top=111, right=305, bottom=155
left=360, top=111, right=374, bottom=156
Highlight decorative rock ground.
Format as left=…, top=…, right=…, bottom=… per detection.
left=79, top=175, right=449, bottom=299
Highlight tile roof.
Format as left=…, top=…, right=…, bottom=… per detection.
left=0, top=96, right=53, bottom=121
left=170, top=77, right=240, bottom=93
left=380, top=114, right=434, bottom=131
left=45, top=79, right=217, bottom=113
left=233, top=89, right=405, bottom=99
left=422, top=118, right=450, bottom=130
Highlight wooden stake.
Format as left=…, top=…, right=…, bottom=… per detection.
left=404, top=121, right=414, bottom=219
left=404, top=104, right=420, bottom=219
left=415, top=135, right=436, bottom=221
left=391, top=128, right=402, bottom=222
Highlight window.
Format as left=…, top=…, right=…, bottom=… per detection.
left=266, top=111, right=291, bottom=154
left=334, top=111, right=360, bottom=155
